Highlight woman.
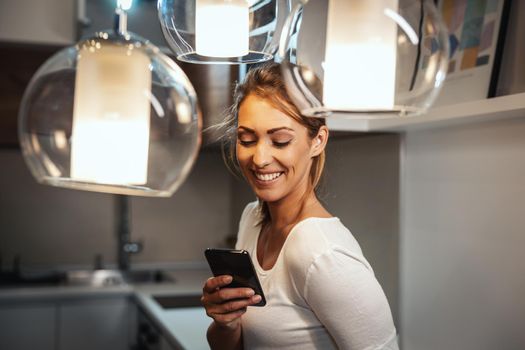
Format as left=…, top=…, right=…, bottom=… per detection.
left=201, top=63, right=398, bottom=350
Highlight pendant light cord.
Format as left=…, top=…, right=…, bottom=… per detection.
left=409, top=0, right=425, bottom=91
left=114, top=4, right=129, bottom=35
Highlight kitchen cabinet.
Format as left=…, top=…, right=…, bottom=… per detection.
left=0, top=304, right=56, bottom=350
left=58, top=297, right=136, bottom=350
left=0, top=294, right=136, bottom=350
left=0, top=0, right=77, bottom=45
left=137, top=308, right=179, bottom=350
left=160, top=337, right=178, bottom=350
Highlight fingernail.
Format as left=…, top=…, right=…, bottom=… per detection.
left=253, top=295, right=262, bottom=302
left=224, top=276, right=232, bottom=283
left=247, top=289, right=255, bottom=297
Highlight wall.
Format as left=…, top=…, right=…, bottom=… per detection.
left=400, top=117, right=525, bottom=350
left=0, top=148, right=233, bottom=270
left=495, top=0, right=525, bottom=96
left=400, top=3, right=525, bottom=349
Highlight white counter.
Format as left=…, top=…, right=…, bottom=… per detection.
left=133, top=269, right=212, bottom=350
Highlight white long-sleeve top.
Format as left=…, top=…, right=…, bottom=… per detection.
left=235, top=202, right=398, bottom=350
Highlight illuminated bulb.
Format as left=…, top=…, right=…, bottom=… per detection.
left=53, top=130, right=68, bottom=150
left=117, top=0, right=133, bottom=11
left=71, top=43, right=151, bottom=185
left=323, top=0, right=398, bottom=110
left=195, top=0, right=249, bottom=57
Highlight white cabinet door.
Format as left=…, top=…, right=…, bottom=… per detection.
left=0, top=304, right=56, bottom=350
left=58, top=297, right=135, bottom=350
left=0, top=0, right=77, bottom=45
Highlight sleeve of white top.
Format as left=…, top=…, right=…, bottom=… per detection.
left=235, top=201, right=258, bottom=250
left=304, top=246, right=399, bottom=350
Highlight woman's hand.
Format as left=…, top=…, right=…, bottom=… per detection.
left=201, top=275, right=262, bottom=329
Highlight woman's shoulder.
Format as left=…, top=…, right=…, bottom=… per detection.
left=283, top=217, right=373, bottom=281
left=288, top=217, right=364, bottom=257
left=235, top=201, right=260, bottom=250
left=239, top=200, right=259, bottom=225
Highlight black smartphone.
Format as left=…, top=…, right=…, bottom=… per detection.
left=204, top=248, right=266, bottom=307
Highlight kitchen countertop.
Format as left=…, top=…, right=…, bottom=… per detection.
left=133, top=269, right=212, bottom=350
left=0, top=268, right=213, bottom=350
left=0, top=284, right=133, bottom=301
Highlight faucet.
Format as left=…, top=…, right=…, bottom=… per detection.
left=116, top=195, right=143, bottom=271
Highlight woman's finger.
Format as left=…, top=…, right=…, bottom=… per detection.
left=206, top=287, right=255, bottom=305
left=205, top=294, right=261, bottom=319
left=203, top=275, right=232, bottom=293
left=215, top=295, right=261, bottom=314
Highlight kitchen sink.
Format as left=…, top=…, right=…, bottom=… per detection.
left=66, top=269, right=176, bottom=287
left=0, top=269, right=176, bottom=288
left=153, top=294, right=203, bottom=309
left=0, top=270, right=67, bottom=287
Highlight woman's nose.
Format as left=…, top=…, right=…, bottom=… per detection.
left=253, top=141, right=272, bottom=167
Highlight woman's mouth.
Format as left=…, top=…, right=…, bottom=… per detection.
left=252, top=171, right=284, bottom=184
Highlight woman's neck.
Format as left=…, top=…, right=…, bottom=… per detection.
left=266, top=189, right=320, bottom=233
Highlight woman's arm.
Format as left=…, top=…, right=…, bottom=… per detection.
left=202, top=275, right=262, bottom=350
left=206, top=320, right=243, bottom=350
left=304, top=248, right=399, bottom=350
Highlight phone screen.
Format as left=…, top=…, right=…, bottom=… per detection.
left=205, top=248, right=266, bottom=306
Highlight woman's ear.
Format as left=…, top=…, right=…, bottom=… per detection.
left=310, top=125, right=329, bottom=157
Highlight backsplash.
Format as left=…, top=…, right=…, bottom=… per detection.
left=0, top=148, right=233, bottom=270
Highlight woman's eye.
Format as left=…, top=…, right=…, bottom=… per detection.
left=273, top=140, right=291, bottom=148
left=239, top=140, right=256, bottom=146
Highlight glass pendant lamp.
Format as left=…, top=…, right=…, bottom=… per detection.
left=158, top=0, right=291, bottom=64
left=278, top=0, right=450, bottom=119
left=18, top=1, right=201, bottom=197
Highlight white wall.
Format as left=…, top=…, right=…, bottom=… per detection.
left=131, top=149, right=233, bottom=264
left=400, top=2, right=525, bottom=348
left=0, top=148, right=233, bottom=270
left=400, top=117, right=525, bottom=350
left=0, top=149, right=114, bottom=268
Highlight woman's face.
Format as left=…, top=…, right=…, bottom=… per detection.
left=236, top=94, right=324, bottom=204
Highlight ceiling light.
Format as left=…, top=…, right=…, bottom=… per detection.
left=278, top=0, right=449, bottom=119
left=158, top=0, right=291, bottom=64
left=18, top=3, right=201, bottom=197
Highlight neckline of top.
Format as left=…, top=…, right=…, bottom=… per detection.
left=253, top=216, right=340, bottom=275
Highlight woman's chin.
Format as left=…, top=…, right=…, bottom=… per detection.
left=253, top=188, right=283, bottom=204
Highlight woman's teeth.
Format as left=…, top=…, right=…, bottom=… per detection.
left=255, top=172, right=282, bottom=181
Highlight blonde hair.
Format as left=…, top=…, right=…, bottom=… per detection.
left=217, top=63, right=326, bottom=228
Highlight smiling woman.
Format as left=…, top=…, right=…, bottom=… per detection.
left=201, top=63, right=399, bottom=350
left=235, top=94, right=327, bottom=213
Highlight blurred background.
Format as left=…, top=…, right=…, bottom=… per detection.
left=1, top=1, right=525, bottom=349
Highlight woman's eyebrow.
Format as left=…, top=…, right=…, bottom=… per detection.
left=267, top=127, right=295, bottom=134
left=237, top=126, right=295, bottom=134
left=237, top=126, right=255, bottom=133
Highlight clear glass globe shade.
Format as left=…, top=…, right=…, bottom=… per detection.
left=18, top=31, right=201, bottom=197
left=279, top=0, right=450, bottom=119
left=158, top=0, right=291, bottom=64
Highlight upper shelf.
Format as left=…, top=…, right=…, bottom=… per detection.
left=326, top=92, right=525, bottom=132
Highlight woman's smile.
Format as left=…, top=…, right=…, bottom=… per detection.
left=252, top=170, right=285, bottom=185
